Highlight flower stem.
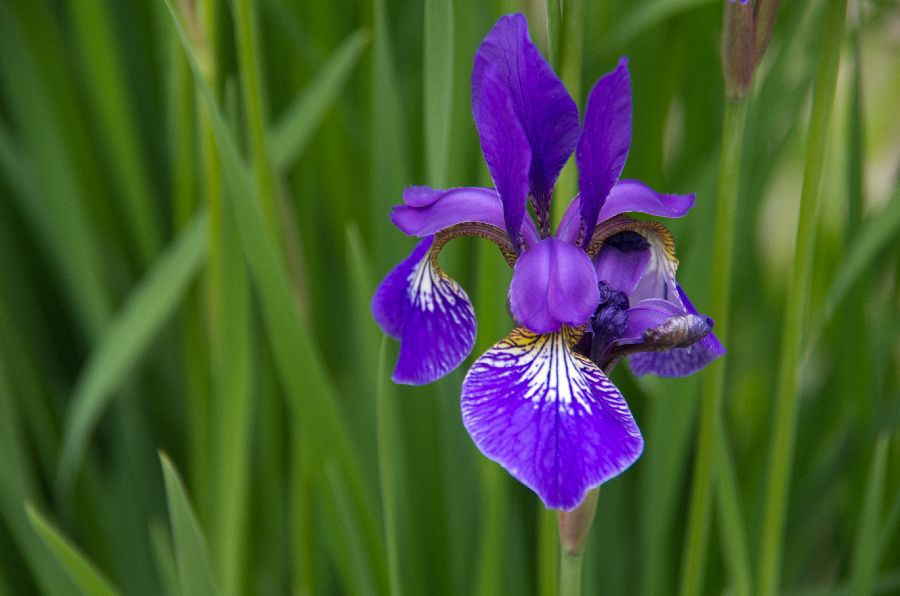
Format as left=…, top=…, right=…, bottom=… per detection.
left=557, top=487, right=600, bottom=596
left=679, top=96, right=748, bottom=596
left=757, top=2, right=847, bottom=595
left=559, top=551, right=583, bottom=596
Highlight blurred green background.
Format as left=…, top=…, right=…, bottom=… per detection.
left=0, top=0, right=898, bottom=594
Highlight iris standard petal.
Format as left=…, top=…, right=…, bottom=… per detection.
left=371, top=237, right=477, bottom=385
left=629, top=287, right=725, bottom=377
left=576, top=58, right=632, bottom=247
left=461, top=327, right=644, bottom=510
left=557, top=181, right=695, bottom=244
left=472, top=14, right=580, bottom=227
left=475, top=66, right=532, bottom=250
left=509, top=237, right=599, bottom=334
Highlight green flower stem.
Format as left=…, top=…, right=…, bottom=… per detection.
left=557, top=487, right=600, bottom=596
left=679, top=96, right=748, bottom=596
left=559, top=551, right=583, bottom=596
left=757, top=2, right=847, bottom=595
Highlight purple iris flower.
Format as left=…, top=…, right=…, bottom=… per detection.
left=372, top=14, right=724, bottom=510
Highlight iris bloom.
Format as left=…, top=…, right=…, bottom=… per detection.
left=372, top=14, right=724, bottom=510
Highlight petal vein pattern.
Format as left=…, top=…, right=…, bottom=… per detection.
left=372, top=237, right=476, bottom=385
left=462, top=328, right=643, bottom=510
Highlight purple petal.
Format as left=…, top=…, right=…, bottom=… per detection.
left=372, top=238, right=432, bottom=338
left=371, top=237, right=477, bottom=385
left=594, top=235, right=651, bottom=296
left=597, top=180, right=695, bottom=223
left=557, top=181, right=695, bottom=244
left=473, top=14, right=580, bottom=224
left=391, top=187, right=507, bottom=236
left=576, top=58, right=632, bottom=248
left=461, top=328, right=644, bottom=510
left=474, top=67, right=532, bottom=250
left=509, top=238, right=599, bottom=334
left=628, top=287, right=725, bottom=377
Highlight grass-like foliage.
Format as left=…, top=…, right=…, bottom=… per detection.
left=0, top=0, right=897, bottom=594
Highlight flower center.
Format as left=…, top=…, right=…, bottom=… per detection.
left=603, top=230, right=649, bottom=253
left=589, top=281, right=630, bottom=354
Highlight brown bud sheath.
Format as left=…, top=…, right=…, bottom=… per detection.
left=753, top=0, right=781, bottom=63
left=722, top=0, right=756, bottom=99
left=558, top=488, right=601, bottom=555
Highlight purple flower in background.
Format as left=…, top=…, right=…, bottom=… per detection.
left=372, top=14, right=724, bottom=510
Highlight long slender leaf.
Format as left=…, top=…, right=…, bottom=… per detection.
left=849, top=436, right=890, bottom=595
left=823, top=191, right=900, bottom=322
left=270, top=29, right=370, bottom=170
left=57, top=210, right=209, bottom=491
left=0, top=357, right=75, bottom=596
left=604, top=0, right=718, bottom=51
left=25, top=504, right=121, bottom=596
left=65, top=0, right=162, bottom=263
left=375, top=337, right=402, bottom=596
left=162, top=3, right=386, bottom=590
left=371, top=0, right=410, bottom=272
left=160, top=453, right=220, bottom=596
left=424, top=0, right=453, bottom=186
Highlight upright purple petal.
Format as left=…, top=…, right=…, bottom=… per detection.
left=461, top=328, right=643, bottom=510
left=472, top=14, right=580, bottom=227
left=628, top=287, right=725, bottom=377
left=576, top=58, right=632, bottom=248
left=557, top=181, right=695, bottom=244
left=475, top=67, right=532, bottom=250
left=509, top=238, right=599, bottom=334
left=371, top=237, right=477, bottom=385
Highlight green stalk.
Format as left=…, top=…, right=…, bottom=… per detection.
left=679, top=97, right=747, bottom=596
left=233, top=0, right=280, bottom=242
left=757, top=2, right=847, bottom=595
left=557, top=488, right=599, bottom=596
left=559, top=552, right=583, bottom=596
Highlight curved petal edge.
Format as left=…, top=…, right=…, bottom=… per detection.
left=372, top=237, right=477, bottom=385
left=461, top=328, right=643, bottom=510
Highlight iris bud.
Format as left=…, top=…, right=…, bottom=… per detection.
left=722, top=0, right=755, bottom=99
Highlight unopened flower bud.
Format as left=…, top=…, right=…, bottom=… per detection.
left=753, top=0, right=781, bottom=63
left=722, top=0, right=756, bottom=99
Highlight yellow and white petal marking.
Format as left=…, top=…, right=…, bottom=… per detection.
left=461, top=327, right=643, bottom=510
left=408, top=252, right=459, bottom=314
left=392, top=245, right=476, bottom=385
left=629, top=222, right=682, bottom=307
